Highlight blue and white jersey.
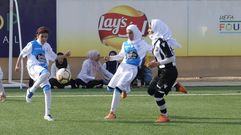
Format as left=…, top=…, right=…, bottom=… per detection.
left=20, top=39, right=57, bottom=69
left=109, top=40, right=152, bottom=67
left=123, top=41, right=141, bottom=66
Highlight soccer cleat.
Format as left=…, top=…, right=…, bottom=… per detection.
left=156, top=115, right=170, bottom=123
left=26, top=88, right=33, bottom=103
left=0, top=95, right=6, bottom=103
left=104, top=112, right=116, bottom=120
left=121, top=91, right=127, bottom=99
left=44, top=114, right=54, bottom=121
left=175, top=82, right=187, bottom=94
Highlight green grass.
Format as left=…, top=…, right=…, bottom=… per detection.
left=1, top=87, right=241, bottom=135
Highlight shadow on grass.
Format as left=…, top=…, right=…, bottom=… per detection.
left=172, top=115, right=241, bottom=125
left=55, top=119, right=173, bottom=126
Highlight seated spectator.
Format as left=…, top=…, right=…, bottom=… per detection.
left=103, top=50, right=119, bottom=75
left=49, top=52, right=76, bottom=89
left=76, top=50, right=113, bottom=88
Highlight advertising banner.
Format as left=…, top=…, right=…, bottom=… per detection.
left=56, top=0, right=241, bottom=57
left=0, top=0, right=56, bottom=57
left=57, top=0, right=188, bottom=57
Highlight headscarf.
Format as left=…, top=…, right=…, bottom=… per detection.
left=126, top=24, right=143, bottom=44
left=87, top=50, right=102, bottom=75
left=149, top=19, right=181, bottom=48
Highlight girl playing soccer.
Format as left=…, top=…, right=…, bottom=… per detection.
left=147, top=19, right=185, bottom=123
left=104, top=24, right=152, bottom=120
left=15, top=26, right=70, bottom=121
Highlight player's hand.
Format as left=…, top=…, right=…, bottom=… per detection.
left=147, top=60, right=159, bottom=68
left=64, top=50, right=71, bottom=57
left=15, top=65, right=20, bottom=72
left=104, top=56, right=110, bottom=61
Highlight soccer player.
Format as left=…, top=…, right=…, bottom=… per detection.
left=15, top=26, right=70, bottom=121
left=147, top=19, right=184, bottom=123
left=0, top=66, right=6, bottom=102
left=104, top=24, right=152, bottom=120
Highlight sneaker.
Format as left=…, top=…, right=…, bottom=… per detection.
left=26, top=88, right=33, bottom=103
left=44, top=114, right=54, bottom=121
left=175, top=82, right=187, bottom=94
left=155, top=115, right=170, bottom=123
left=104, top=112, right=116, bottom=120
left=121, top=91, right=127, bottom=99
left=0, top=95, right=6, bottom=102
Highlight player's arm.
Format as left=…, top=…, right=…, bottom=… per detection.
left=148, top=56, right=174, bottom=68
left=15, top=43, right=32, bottom=72
left=105, top=44, right=124, bottom=61
left=148, top=41, right=174, bottom=68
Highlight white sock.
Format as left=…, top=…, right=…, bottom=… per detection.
left=30, top=73, right=49, bottom=93
left=0, top=80, right=5, bottom=95
left=44, top=90, right=51, bottom=116
left=110, top=90, right=121, bottom=113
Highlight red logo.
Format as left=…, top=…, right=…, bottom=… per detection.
left=98, top=5, right=148, bottom=49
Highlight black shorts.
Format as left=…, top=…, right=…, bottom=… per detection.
left=148, top=66, right=178, bottom=95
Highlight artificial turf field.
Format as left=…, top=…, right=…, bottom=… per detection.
left=0, top=86, right=241, bottom=135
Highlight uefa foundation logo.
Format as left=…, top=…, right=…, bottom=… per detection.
left=219, top=15, right=241, bottom=33
left=98, top=5, right=148, bottom=49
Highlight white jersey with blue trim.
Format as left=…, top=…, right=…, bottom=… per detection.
left=20, top=40, right=57, bottom=69
left=110, top=40, right=152, bottom=67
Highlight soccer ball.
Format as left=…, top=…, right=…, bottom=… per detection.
left=56, top=68, right=71, bottom=84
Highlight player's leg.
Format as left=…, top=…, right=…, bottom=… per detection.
left=147, top=76, right=159, bottom=96
left=104, top=87, right=121, bottom=120
left=105, top=68, right=137, bottom=120
left=0, top=67, right=6, bottom=102
left=173, top=82, right=187, bottom=94
left=26, top=66, right=50, bottom=103
left=41, top=81, right=53, bottom=121
left=155, top=67, right=177, bottom=123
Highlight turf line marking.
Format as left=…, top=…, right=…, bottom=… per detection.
left=7, top=93, right=241, bottom=98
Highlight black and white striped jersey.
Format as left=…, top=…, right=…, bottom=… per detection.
left=152, top=38, right=176, bottom=68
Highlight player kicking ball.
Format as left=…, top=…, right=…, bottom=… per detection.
left=15, top=26, right=70, bottom=121
left=104, top=24, right=152, bottom=120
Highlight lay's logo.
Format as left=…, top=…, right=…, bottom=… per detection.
left=98, top=5, right=148, bottom=49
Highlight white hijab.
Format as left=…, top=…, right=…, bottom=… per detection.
left=149, top=19, right=181, bottom=48
left=126, top=24, right=143, bottom=44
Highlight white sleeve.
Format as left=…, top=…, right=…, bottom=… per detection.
left=109, top=43, right=125, bottom=61
left=20, top=42, right=32, bottom=58
left=50, top=63, right=57, bottom=79
left=45, top=43, right=57, bottom=61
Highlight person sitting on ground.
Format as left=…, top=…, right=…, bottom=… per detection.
left=76, top=50, right=113, bottom=88
left=49, top=52, right=76, bottom=89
